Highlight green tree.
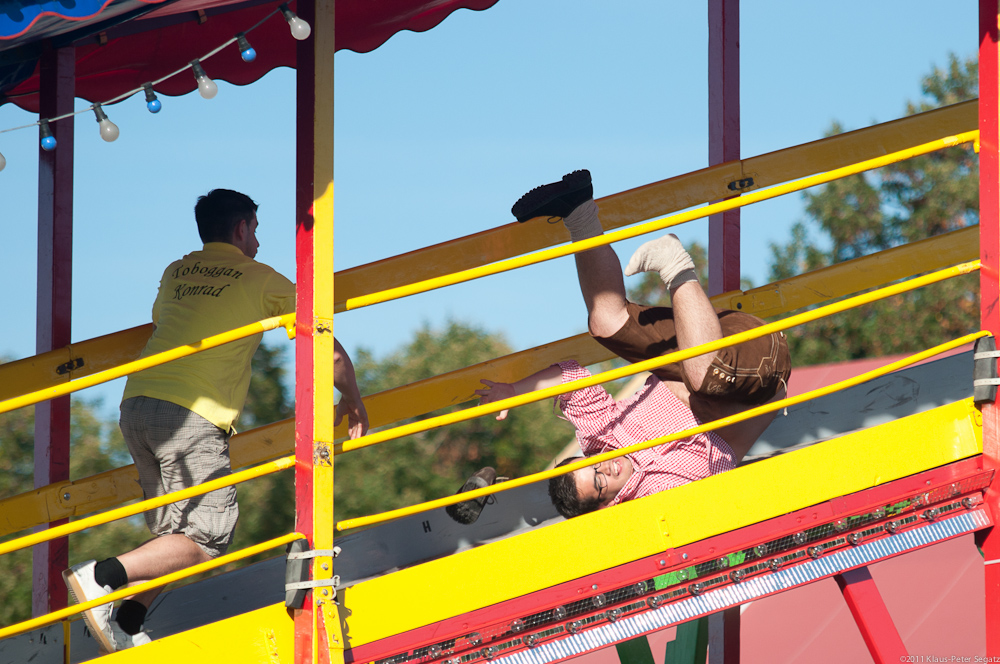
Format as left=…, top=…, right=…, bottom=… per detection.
left=767, top=53, right=979, bottom=364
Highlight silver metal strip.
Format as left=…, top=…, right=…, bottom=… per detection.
left=493, top=511, right=985, bottom=664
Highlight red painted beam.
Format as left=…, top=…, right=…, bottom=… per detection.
left=33, top=43, right=74, bottom=619
left=978, top=0, right=1000, bottom=654
left=708, top=0, right=740, bottom=296
left=834, top=567, right=908, bottom=662
left=294, top=0, right=318, bottom=659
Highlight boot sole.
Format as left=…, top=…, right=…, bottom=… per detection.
left=62, top=568, right=115, bottom=653
left=512, top=170, right=592, bottom=222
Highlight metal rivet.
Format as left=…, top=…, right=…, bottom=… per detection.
left=62, top=492, right=71, bottom=501
left=591, top=584, right=598, bottom=590
left=681, top=553, right=688, bottom=560
left=322, top=563, right=329, bottom=570
left=321, top=588, right=330, bottom=596
left=659, top=559, right=666, bottom=566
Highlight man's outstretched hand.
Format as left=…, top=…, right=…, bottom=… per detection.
left=335, top=395, right=369, bottom=439
left=475, top=379, right=516, bottom=420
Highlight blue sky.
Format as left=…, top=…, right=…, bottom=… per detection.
left=0, top=0, right=980, bottom=419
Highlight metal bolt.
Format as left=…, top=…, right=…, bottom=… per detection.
left=429, top=645, right=442, bottom=658
left=322, top=563, right=329, bottom=571
left=481, top=647, right=497, bottom=660
left=658, top=559, right=666, bottom=566
left=681, top=553, right=688, bottom=560
left=321, top=588, right=330, bottom=596
left=591, top=584, right=598, bottom=590
left=62, top=492, right=71, bottom=501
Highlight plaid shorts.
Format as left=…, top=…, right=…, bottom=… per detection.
left=594, top=301, right=791, bottom=405
left=120, top=396, right=239, bottom=558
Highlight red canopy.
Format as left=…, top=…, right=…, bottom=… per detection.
left=0, top=0, right=500, bottom=112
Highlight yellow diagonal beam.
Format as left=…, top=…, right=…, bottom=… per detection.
left=338, top=131, right=978, bottom=313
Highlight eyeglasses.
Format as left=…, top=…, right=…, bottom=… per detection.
left=593, top=463, right=608, bottom=502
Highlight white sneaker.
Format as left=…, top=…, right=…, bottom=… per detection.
left=62, top=560, right=114, bottom=653
left=99, top=623, right=151, bottom=654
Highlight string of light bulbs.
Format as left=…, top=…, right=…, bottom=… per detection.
left=0, top=3, right=312, bottom=172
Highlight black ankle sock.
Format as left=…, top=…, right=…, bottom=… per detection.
left=115, top=600, right=147, bottom=635
left=93, top=557, right=128, bottom=590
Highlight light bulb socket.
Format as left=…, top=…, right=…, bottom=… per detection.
left=92, top=103, right=109, bottom=123
left=279, top=4, right=295, bottom=21
left=39, top=119, right=56, bottom=151
left=191, top=59, right=209, bottom=80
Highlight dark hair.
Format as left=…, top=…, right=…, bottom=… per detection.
left=548, top=456, right=601, bottom=519
left=194, top=189, right=258, bottom=244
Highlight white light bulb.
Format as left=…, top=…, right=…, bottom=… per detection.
left=190, top=61, right=218, bottom=100
left=197, top=75, right=218, bottom=99
left=287, top=15, right=311, bottom=40
left=92, top=104, right=120, bottom=142
left=280, top=4, right=311, bottom=40
left=98, top=117, right=119, bottom=142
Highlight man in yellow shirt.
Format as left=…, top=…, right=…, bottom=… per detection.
left=62, top=189, right=368, bottom=653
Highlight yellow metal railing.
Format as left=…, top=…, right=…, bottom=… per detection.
left=335, top=260, right=981, bottom=530
left=0, top=456, right=294, bottom=557
left=0, top=532, right=305, bottom=641
left=339, top=329, right=986, bottom=531
left=338, top=130, right=978, bottom=313
left=0, top=313, right=296, bottom=416
left=336, top=260, right=980, bottom=458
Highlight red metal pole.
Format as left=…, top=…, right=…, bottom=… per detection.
left=295, top=0, right=318, bottom=658
left=708, top=0, right=741, bottom=296
left=977, top=0, right=1000, bottom=652
left=33, top=43, right=74, bottom=618
left=834, top=567, right=907, bottom=662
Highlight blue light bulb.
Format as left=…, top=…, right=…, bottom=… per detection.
left=241, top=46, right=257, bottom=62
left=39, top=120, right=56, bottom=151
left=236, top=33, right=256, bottom=63
left=143, top=83, right=162, bottom=113
left=147, top=98, right=162, bottom=113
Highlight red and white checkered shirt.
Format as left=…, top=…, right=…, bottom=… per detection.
left=556, top=361, right=736, bottom=507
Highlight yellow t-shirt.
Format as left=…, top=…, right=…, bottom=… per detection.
left=122, top=242, right=295, bottom=431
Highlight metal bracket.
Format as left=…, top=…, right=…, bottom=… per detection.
left=285, top=576, right=341, bottom=591
left=287, top=547, right=340, bottom=560
left=55, top=358, right=84, bottom=375
left=727, top=176, right=755, bottom=191
left=974, top=336, right=998, bottom=404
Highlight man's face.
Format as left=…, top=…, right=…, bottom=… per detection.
left=234, top=214, right=260, bottom=259
left=573, top=458, right=633, bottom=507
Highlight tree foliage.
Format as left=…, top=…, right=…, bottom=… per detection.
left=767, top=54, right=979, bottom=364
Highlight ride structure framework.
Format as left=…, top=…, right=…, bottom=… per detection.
left=0, top=2, right=998, bottom=664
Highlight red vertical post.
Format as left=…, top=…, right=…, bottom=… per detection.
left=977, top=0, right=1000, bottom=652
left=33, top=43, right=74, bottom=618
left=294, top=0, right=318, bottom=658
left=707, top=2, right=741, bottom=662
left=708, top=0, right=741, bottom=296
left=834, top=568, right=907, bottom=662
